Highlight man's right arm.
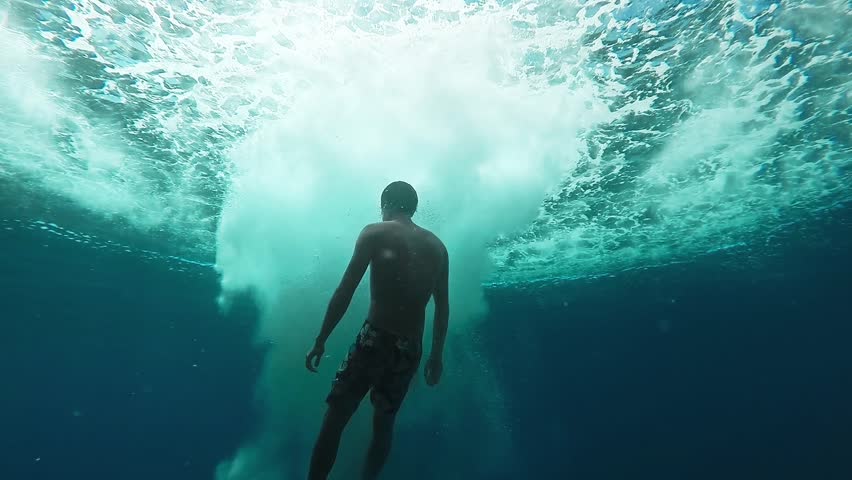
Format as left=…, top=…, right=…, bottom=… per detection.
left=430, top=244, right=449, bottom=362
left=425, top=243, right=449, bottom=386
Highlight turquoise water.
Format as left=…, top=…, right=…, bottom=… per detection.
left=1, top=1, right=850, bottom=479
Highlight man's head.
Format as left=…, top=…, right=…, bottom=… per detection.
left=381, top=181, right=418, bottom=219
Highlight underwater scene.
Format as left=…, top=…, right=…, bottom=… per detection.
left=1, top=1, right=850, bottom=479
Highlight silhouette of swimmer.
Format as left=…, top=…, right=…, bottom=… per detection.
left=306, top=181, right=450, bottom=480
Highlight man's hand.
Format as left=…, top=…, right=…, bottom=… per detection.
left=306, top=341, right=325, bottom=373
left=424, top=356, right=443, bottom=386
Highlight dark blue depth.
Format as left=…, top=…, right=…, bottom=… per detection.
left=1, top=206, right=850, bottom=480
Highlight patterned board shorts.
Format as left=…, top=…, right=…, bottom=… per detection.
left=327, top=322, right=422, bottom=414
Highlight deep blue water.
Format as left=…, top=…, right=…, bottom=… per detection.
left=2, top=205, right=850, bottom=480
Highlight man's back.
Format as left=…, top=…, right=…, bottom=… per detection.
left=366, top=220, right=446, bottom=341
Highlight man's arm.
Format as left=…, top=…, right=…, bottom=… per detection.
left=306, top=225, right=374, bottom=373
left=316, top=225, right=375, bottom=345
left=425, top=243, right=449, bottom=386
left=431, top=245, right=449, bottom=358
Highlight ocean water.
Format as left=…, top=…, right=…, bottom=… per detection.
left=0, top=1, right=850, bottom=479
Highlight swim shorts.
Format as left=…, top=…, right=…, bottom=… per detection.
left=326, top=322, right=422, bottom=414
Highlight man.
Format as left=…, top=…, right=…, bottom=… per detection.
left=305, top=181, right=450, bottom=480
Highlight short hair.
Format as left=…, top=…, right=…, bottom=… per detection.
left=381, top=181, right=418, bottom=216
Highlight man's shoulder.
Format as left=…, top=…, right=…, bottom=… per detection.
left=362, top=222, right=384, bottom=231
left=419, top=228, right=447, bottom=254
left=359, top=222, right=386, bottom=240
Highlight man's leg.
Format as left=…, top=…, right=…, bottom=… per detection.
left=362, top=335, right=420, bottom=480
left=309, top=401, right=359, bottom=480
left=362, top=409, right=396, bottom=480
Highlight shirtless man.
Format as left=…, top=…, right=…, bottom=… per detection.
left=305, top=181, right=450, bottom=480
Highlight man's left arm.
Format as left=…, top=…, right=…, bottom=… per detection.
left=306, top=225, right=374, bottom=372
